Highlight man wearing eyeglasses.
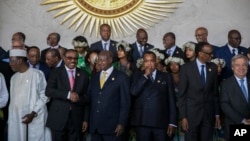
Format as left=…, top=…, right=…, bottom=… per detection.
left=46, top=49, right=89, bottom=141
left=214, top=30, right=247, bottom=79
left=179, top=42, right=221, bottom=141
left=195, top=27, right=219, bottom=57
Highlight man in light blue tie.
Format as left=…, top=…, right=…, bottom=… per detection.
left=221, top=54, right=250, bottom=140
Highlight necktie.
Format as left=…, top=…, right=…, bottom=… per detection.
left=100, top=71, right=107, bottom=89
left=240, top=79, right=248, bottom=102
left=139, top=45, right=143, bottom=57
left=69, top=70, right=75, bottom=90
left=149, top=74, right=154, bottom=83
left=167, top=50, right=172, bottom=56
left=201, top=65, right=206, bottom=89
left=232, top=49, right=236, bottom=56
left=104, top=43, right=108, bottom=51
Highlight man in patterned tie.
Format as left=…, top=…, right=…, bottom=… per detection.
left=46, top=49, right=89, bottom=141
left=220, top=54, right=250, bottom=140
left=85, top=51, right=130, bottom=141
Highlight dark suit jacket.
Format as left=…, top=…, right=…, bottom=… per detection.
left=160, top=46, right=184, bottom=59
left=90, top=40, right=118, bottom=62
left=131, top=42, right=154, bottom=63
left=214, top=44, right=247, bottom=79
left=220, top=76, right=250, bottom=139
left=178, top=60, right=219, bottom=126
left=40, top=45, right=65, bottom=63
left=46, top=67, right=89, bottom=133
left=130, top=70, right=177, bottom=129
left=86, top=69, right=130, bottom=134
left=0, top=47, right=6, bottom=60
left=33, top=62, right=50, bottom=81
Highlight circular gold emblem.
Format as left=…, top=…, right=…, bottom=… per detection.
left=41, top=0, right=182, bottom=37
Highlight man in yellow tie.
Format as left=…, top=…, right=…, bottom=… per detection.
left=85, top=51, right=131, bottom=141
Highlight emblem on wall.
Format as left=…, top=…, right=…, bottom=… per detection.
left=41, top=0, right=182, bottom=37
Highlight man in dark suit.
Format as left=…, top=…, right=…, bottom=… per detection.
left=215, top=30, right=247, bottom=79
left=160, top=32, right=184, bottom=59
left=130, top=51, right=177, bottom=141
left=46, top=49, right=89, bottom=141
left=2, top=32, right=29, bottom=62
left=41, top=32, right=66, bottom=63
left=131, top=28, right=154, bottom=63
left=27, top=46, right=50, bottom=80
left=195, top=27, right=219, bottom=56
left=45, top=49, right=64, bottom=69
left=179, top=42, right=220, bottom=141
left=86, top=51, right=130, bottom=141
left=90, top=24, right=118, bottom=62
left=220, top=54, right=250, bottom=140
left=0, top=47, right=6, bottom=60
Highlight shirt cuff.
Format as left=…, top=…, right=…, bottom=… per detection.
left=67, top=91, right=71, bottom=99
left=169, top=124, right=177, bottom=127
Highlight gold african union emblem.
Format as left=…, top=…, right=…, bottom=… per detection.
left=41, top=0, right=182, bottom=37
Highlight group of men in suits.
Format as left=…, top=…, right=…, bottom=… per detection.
left=1, top=24, right=250, bottom=141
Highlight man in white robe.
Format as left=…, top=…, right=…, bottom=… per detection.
left=8, top=49, right=51, bottom=141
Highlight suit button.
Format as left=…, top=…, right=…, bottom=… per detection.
left=96, top=110, right=99, bottom=113
left=147, top=98, right=150, bottom=100
left=97, top=101, right=100, bottom=104
left=99, top=92, right=102, bottom=94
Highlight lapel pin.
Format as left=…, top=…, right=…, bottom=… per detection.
left=209, top=68, right=212, bottom=72
left=176, top=51, right=179, bottom=54
left=241, top=52, right=244, bottom=54
left=77, top=73, right=80, bottom=76
left=146, top=45, right=149, bottom=48
left=112, top=77, right=115, bottom=81
left=157, top=80, right=160, bottom=83
left=112, top=43, right=115, bottom=46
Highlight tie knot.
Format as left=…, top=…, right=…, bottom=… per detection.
left=201, top=65, right=205, bottom=68
left=167, top=50, right=171, bottom=55
left=103, top=71, right=107, bottom=75
left=240, top=79, right=244, bottom=83
left=69, top=69, right=74, bottom=73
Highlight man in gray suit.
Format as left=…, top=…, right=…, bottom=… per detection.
left=220, top=54, right=250, bottom=140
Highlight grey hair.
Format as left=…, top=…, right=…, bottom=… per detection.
left=231, top=54, right=248, bottom=67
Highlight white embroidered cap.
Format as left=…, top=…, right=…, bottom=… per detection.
left=9, top=49, right=27, bottom=57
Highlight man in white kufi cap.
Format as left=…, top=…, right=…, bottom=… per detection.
left=8, top=49, right=51, bottom=141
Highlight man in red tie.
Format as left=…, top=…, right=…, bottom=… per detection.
left=46, top=49, right=89, bottom=141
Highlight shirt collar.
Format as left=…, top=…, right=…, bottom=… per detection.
left=65, top=65, right=76, bottom=72
left=56, top=60, right=63, bottom=68
left=102, top=40, right=110, bottom=45
left=228, top=44, right=238, bottom=52
left=50, top=44, right=59, bottom=49
left=102, top=66, right=114, bottom=75
left=235, top=75, right=247, bottom=81
left=136, top=41, right=143, bottom=47
left=196, top=58, right=206, bottom=66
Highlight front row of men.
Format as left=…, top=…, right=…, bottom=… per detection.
left=6, top=42, right=250, bottom=141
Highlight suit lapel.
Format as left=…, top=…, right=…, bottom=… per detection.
left=192, top=61, right=203, bottom=88
left=62, top=67, right=71, bottom=90
left=73, top=68, right=81, bottom=91
left=233, top=77, right=249, bottom=104
left=205, top=63, right=213, bottom=90
left=102, top=69, right=116, bottom=89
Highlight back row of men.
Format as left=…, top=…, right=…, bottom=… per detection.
left=0, top=24, right=248, bottom=80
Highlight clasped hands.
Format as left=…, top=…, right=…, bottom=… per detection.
left=70, top=92, right=79, bottom=103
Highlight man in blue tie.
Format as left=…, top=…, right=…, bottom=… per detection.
left=220, top=54, right=250, bottom=140
left=90, top=24, right=118, bottom=62
left=179, top=42, right=221, bottom=141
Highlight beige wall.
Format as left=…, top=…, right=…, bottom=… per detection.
left=1, top=0, right=250, bottom=51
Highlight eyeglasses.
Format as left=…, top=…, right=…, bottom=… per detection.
left=195, top=33, right=207, bottom=37
left=65, top=57, right=78, bottom=60
left=201, top=51, right=213, bottom=56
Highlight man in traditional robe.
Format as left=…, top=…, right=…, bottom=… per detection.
left=8, top=49, right=51, bottom=141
